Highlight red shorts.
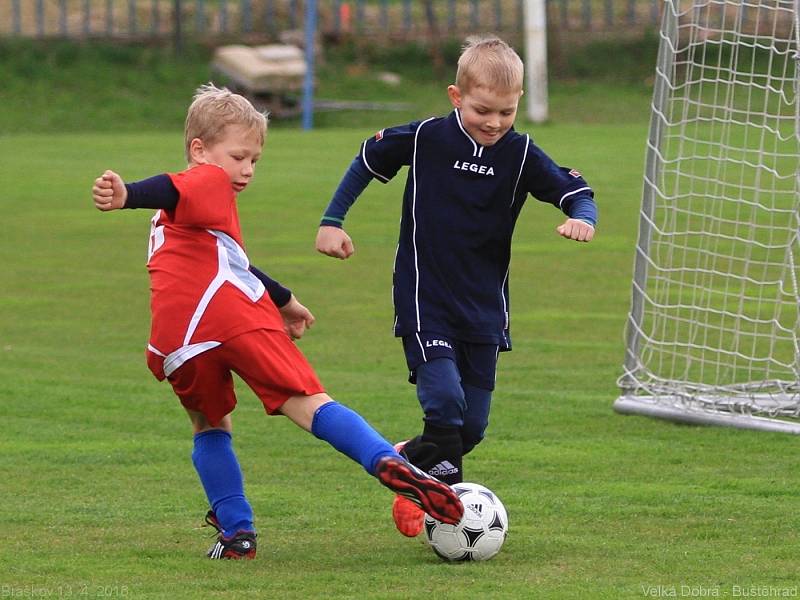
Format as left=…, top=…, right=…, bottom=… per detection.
left=147, top=329, right=325, bottom=426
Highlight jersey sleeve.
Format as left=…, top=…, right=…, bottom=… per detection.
left=522, top=139, right=594, bottom=211
left=358, top=122, right=420, bottom=183
left=167, top=164, right=235, bottom=229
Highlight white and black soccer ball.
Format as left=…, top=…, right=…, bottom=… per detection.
left=424, top=482, right=508, bottom=561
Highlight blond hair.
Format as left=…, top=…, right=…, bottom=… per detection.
left=455, top=35, right=524, bottom=93
left=184, top=83, right=268, bottom=161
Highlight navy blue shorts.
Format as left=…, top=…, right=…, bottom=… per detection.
left=402, top=331, right=499, bottom=391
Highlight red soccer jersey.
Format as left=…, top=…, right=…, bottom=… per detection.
left=145, top=164, right=284, bottom=378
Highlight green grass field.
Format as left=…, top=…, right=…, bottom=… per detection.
left=2, top=121, right=799, bottom=599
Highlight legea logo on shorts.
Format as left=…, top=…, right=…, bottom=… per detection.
left=425, top=339, right=453, bottom=349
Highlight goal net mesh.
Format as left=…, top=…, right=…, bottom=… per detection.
left=617, top=0, right=800, bottom=427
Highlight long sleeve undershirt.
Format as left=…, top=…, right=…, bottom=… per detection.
left=319, top=159, right=374, bottom=228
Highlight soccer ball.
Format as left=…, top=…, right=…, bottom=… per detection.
left=424, top=482, right=508, bottom=561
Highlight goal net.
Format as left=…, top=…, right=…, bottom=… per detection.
left=615, top=0, right=800, bottom=433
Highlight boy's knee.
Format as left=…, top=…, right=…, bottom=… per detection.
left=460, top=424, right=486, bottom=455
left=186, top=409, right=232, bottom=435
left=415, top=358, right=465, bottom=427
left=461, top=383, right=492, bottom=455
left=282, top=392, right=333, bottom=431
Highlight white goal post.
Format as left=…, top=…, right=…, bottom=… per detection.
left=523, top=0, right=549, bottom=123
left=615, top=0, right=800, bottom=433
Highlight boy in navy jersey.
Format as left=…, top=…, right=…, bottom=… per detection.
left=316, top=36, right=597, bottom=537
left=91, top=84, right=463, bottom=559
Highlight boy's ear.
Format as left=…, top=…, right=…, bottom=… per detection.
left=188, top=138, right=206, bottom=164
left=447, top=85, right=462, bottom=108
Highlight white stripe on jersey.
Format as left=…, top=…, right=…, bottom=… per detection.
left=500, top=135, right=529, bottom=346
left=182, top=231, right=265, bottom=347
left=510, top=134, right=529, bottom=207
left=415, top=332, right=428, bottom=362
left=154, top=229, right=267, bottom=376
left=163, top=341, right=222, bottom=377
left=361, top=140, right=390, bottom=183
left=410, top=117, right=437, bottom=332
left=559, top=186, right=593, bottom=208
left=453, top=109, right=482, bottom=158
left=184, top=266, right=226, bottom=347
left=147, top=344, right=166, bottom=357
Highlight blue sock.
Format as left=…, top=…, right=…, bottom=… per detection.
left=311, top=401, right=399, bottom=475
left=191, top=430, right=254, bottom=537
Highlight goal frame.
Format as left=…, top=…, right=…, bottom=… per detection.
left=615, top=0, right=800, bottom=434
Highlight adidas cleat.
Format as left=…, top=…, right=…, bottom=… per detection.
left=207, top=531, right=257, bottom=560
left=376, top=456, right=464, bottom=526
left=203, top=510, right=257, bottom=560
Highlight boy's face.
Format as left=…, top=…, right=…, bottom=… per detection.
left=448, top=84, right=521, bottom=147
left=189, top=124, right=263, bottom=193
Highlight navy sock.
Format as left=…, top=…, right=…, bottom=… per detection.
left=191, top=429, right=254, bottom=537
left=311, top=401, right=398, bottom=475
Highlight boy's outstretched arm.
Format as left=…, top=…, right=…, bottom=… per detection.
left=92, top=170, right=128, bottom=211
left=316, top=158, right=373, bottom=260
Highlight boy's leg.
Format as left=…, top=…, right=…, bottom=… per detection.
left=402, top=357, right=466, bottom=485
left=457, top=342, right=498, bottom=456
left=167, top=348, right=258, bottom=559
left=280, top=392, right=396, bottom=473
left=279, top=393, right=463, bottom=526
left=187, top=409, right=255, bottom=539
left=224, top=331, right=464, bottom=527
left=390, top=357, right=465, bottom=536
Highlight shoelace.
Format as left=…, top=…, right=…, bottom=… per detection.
left=203, top=510, right=222, bottom=536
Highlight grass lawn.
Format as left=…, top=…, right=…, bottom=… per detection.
left=1, top=121, right=798, bottom=599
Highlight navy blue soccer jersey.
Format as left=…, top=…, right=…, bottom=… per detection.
left=346, top=109, right=594, bottom=349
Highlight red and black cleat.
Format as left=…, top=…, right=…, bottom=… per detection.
left=204, top=510, right=257, bottom=560
left=376, top=456, right=464, bottom=526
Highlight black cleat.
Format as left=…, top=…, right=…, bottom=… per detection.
left=207, top=531, right=257, bottom=560
left=376, top=456, right=464, bottom=526
left=203, top=510, right=257, bottom=560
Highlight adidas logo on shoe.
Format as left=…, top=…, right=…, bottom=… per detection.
left=429, top=460, right=459, bottom=477
left=207, top=531, right=257, bottom=560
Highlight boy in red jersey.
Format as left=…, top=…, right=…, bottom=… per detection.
left=91, top=84, right=462, bottom=559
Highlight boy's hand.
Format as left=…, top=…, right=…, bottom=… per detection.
left=316, top=226, right=354, bottom=259
left=93, top=170, right=128, bottom=211
left=557, top=218, right=595, bottom=242
left=279, top=295, right=315, bottom=340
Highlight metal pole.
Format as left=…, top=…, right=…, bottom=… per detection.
left=12, top=0, right=21, bottom=35
left=618, top=0, right=672, bottom=394
left=36, top=0, right=45, bottom=37
left=302, top=0, right=318, bottom=131
left=60, top=0, right=69, bottom=36
left=129, top=0, right=137, bottom=35
left=523, top=0, right=548, bottom=122
left=174, top=0, right=183, bottom=55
